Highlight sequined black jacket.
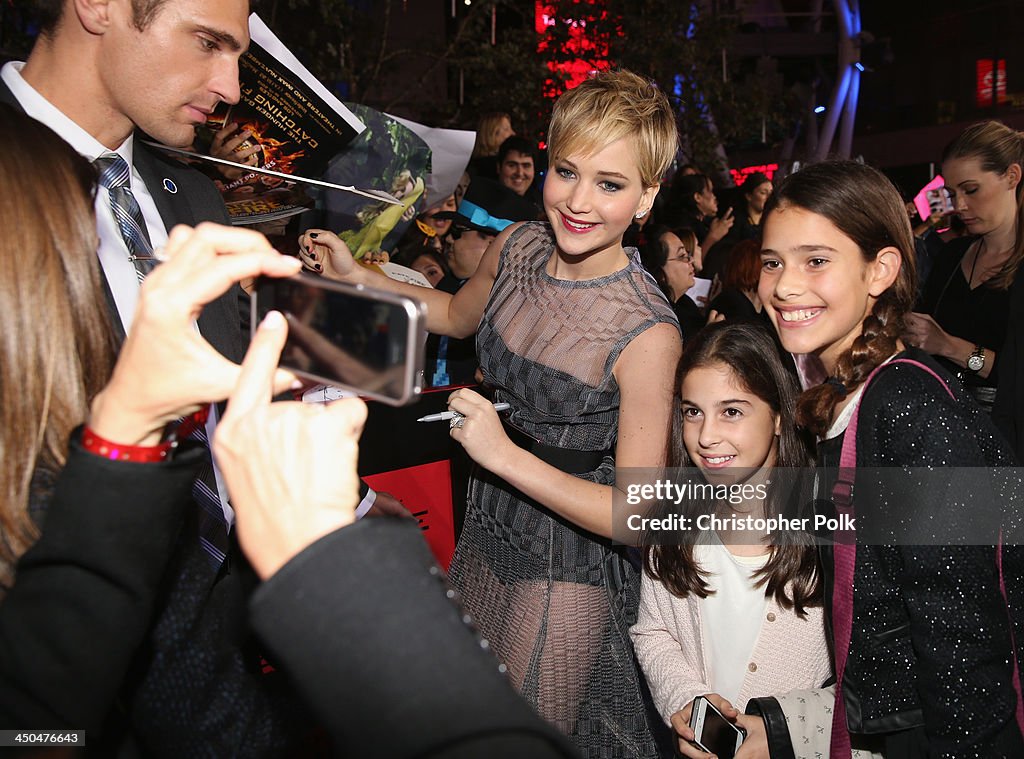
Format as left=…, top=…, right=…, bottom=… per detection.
left=814, top=349, right=1024, bottom=756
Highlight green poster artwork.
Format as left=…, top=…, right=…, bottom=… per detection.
left=323, top=103, right=432, bottom=259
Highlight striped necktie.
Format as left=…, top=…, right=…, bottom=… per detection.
left=94, top=153, right=156, bottom=283
left=94, top=153, right=230, bottom=570
left=185, top=417, right=231, bottom=570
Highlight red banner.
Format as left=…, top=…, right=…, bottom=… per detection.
left=977, top=59, right=1008, bottom=108
left=363, top=461, right=456, bottom=569
left=730, top=163, right=779, bottom=185
left=536, top=1, right=613, bottom=98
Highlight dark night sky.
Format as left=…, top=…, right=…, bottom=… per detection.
left=855, top=0, right=1023, bottom=133
left=732, top=0, right=1024, bottom=184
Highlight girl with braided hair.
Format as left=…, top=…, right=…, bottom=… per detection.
left=757, top=160, right=1024, bottom=757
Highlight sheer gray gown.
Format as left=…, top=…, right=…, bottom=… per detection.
left=448, top=222, right=678, bottom=758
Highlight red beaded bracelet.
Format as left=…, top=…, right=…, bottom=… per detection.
left=81, top=406, right=210, bottom=463
left=81, top=428, right=173, bottom=462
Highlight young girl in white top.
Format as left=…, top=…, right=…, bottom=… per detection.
left=631, top=321, right=832, bottom=757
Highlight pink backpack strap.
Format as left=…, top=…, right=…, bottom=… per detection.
left=829, top=359, right=1024, bottom=755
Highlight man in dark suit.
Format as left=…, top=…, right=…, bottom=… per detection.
left=1, top=0, right=247, bottom=349
left=1, top=1, right=314, bottom=754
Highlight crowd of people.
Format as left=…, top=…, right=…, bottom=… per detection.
left=2, top=1, right=1024, bottom=758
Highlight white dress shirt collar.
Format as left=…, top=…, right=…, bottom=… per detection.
left=1, top=61, right=135, bottom=170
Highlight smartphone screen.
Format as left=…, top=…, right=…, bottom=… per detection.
left=253, top=274, right=425, bottom=406
left=690, top=697, right=744, bottom=759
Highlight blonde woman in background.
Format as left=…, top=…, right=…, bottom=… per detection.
left=468, top=111, right=515, bottom=179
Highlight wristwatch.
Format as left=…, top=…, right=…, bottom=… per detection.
left=967, top=344, right=986, bottom=373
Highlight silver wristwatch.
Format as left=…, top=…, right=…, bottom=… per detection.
left=967, top=345, right=986, bottom=373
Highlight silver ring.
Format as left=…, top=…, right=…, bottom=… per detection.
left=449, top=412, right=465, bottom=430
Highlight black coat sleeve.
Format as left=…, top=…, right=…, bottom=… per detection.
left=858, top=360, right=1024, bottom=755
left=249, top=518, right=580, bottom=759
left=993, top=273, right=1024, bottom=463
left=0, top=434, right=202, bottom=731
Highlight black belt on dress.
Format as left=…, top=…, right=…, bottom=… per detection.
left=501, top=418, right=611, bottom=474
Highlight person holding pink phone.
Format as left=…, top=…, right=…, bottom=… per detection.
left=908, top=121, right=1024, bottom=414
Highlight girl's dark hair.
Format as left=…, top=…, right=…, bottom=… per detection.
left=410, top=249, right=446, bottom=268
left=764, top=160, right=917, bottom=438
left=942, top=120, right=1024, bottom=290
left=645, top=321, right=821, bottom=615
left=639, top=223, right=672, bottom=299
left=407, top=249, right=448, bottom=280
left=671, top=173, right=712, bottom=214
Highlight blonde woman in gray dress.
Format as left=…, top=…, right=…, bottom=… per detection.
left=300, top=71, right=681, bottom=757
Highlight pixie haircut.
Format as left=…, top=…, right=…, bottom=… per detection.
left=547, top=70, right=678, bottom=189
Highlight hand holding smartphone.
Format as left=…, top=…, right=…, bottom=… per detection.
left=686, top=695, right=745, bottom=758
left=252, top=273, right=427, bottom=406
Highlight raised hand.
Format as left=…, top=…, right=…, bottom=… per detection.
left=88, top=223, right=301, bottom=446
left=297, top=229, right=363, bottom=282
left=215, top=310, right=369, bottom=580
left=208, top=122, right=263, bottom=180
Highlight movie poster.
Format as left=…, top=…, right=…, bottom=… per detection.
left=190, top=15, right=366, bottom=224
left=323, top=104, right=432, bottom=260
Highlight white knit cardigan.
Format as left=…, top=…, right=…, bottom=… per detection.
left=630, top=566, right=833, bottom=725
